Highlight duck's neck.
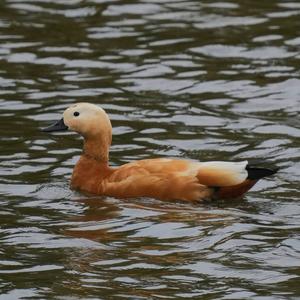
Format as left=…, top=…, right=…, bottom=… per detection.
left=71, top=135, right=112, bottom=194
left=83, top=135, right=110, bottom=164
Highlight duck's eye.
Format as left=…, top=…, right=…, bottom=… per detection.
left=73, top=111, right=80, bottom=117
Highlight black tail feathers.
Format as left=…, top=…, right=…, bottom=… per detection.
left=246, top=165, right=278, bottom=180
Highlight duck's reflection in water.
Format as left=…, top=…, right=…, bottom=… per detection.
left=63, top=197, right=236, bottom=265
left=65, top=197, right=235, bottom=241
left=58, top=197, right=292, bottom=298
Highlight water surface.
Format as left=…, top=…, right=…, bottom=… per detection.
left=0, top=0, right=299, bottom=299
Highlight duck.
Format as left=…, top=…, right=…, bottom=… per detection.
left=42, top=102, right=277, bottom=202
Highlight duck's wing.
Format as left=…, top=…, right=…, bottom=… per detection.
left=103, top=159, right=212, bottom=201
left=131, top=159, right=250, bottom=187
left=108, top=158, right=190, bottom=181
left=109, top=159, right=249, bottom=187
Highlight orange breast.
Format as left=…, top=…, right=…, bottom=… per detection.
left=71, top=156, right=112, bottom=194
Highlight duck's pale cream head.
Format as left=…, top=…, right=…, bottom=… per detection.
left=43, top=103, right=112, bottom=161
left=64, top=103, right=111, bottom=138
left=43, top=102, right=112, bottom=139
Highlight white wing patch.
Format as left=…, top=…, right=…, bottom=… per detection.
left=198, top=161, right=248, bottom=186
left=178, top=160, right=249, bottom=186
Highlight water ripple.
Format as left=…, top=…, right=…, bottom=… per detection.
left=0, top=0, right=299, bottom=299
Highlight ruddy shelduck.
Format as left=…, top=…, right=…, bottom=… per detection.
left=43, top=103, right=277, bottom=202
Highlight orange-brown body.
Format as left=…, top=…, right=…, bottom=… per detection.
left=71, top=155, right=257, bottom=202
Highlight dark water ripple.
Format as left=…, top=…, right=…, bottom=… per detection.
left=0, top=0, right=299, bottom=299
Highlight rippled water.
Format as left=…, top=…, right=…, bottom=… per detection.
left=0, top=0, right=299, bottom=299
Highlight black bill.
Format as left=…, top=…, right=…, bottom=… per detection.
left=42, top=118, right=68, bottom=132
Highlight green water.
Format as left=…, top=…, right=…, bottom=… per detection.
left=0, top=0, right=299, bottom=299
